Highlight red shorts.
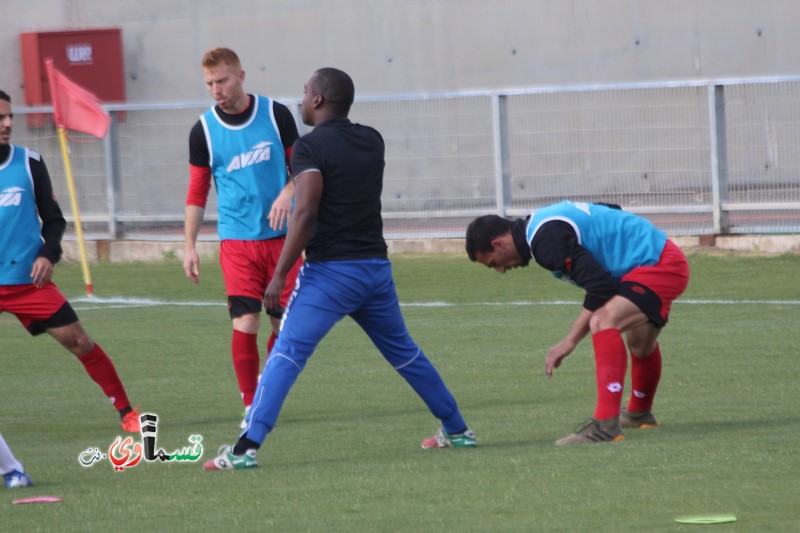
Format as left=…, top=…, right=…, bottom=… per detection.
left=0, top=282, right=78, bottom=334
left=619, top=240, right=690, bottom=327
left=220, top=238, right=303, bottom=314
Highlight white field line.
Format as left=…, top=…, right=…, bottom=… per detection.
left=68, top=295, right=800, bottom=311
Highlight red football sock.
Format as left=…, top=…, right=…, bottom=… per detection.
left=77, top=344, right=131, bottom=411
left=266, top=331, right=277, bottom=359
left=232, top=330, right=259, bottom=407
left=626, top=343, right=662, bottom=413
left=591, top=328, right=627, bottom=420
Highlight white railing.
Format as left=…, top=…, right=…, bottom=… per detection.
left=14, top=75, right=800, bottom=240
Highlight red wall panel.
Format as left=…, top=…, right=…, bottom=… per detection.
left=20, top=28, right=125, bottom=107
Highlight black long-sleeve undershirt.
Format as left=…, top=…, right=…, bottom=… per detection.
left=529, top=220, right=617, bottom=311
left=0, top=145, right=66, bottom=264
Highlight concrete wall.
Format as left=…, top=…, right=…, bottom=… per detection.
left=2, top=0, right=800, bottom=105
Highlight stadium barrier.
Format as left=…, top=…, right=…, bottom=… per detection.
left=14, top=76, right=800, bottom=244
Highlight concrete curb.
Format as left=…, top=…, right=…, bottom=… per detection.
left=59, top=235, right=800, bottom=263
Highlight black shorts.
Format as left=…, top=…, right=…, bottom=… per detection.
left=27, top=302, right=80, bottom=336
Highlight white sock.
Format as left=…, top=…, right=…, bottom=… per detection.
left=0, top=434, right=25, bottom=475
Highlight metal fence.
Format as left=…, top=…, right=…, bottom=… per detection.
left=13, top=76, right=800, bottom=241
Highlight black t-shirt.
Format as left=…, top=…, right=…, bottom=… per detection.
left=290, top=117, right=388, bottom=262
left=188, top=95, right=299, bottom=167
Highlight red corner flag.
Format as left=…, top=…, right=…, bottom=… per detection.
left=45, top=58, right=111, bottom=139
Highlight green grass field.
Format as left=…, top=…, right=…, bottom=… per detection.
left=2, top=252, right=799, bottom=532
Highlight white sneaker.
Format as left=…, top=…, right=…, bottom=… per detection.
left=420, top=427, right=477, bottom=449
left=203, top=445, right=257, bottom=471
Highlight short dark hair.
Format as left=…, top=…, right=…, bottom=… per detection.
left=465, top=215, right=514, bottom=261
left=0, top=90, right=10, bottom=104
left=312, top=68, right=355, bottom=116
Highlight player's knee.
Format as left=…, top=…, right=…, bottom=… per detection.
left=589, top=309, right=616, bottom=333
left=387, top=346, right=422, bottom=370
left=233, top=312, right=260, bottom=333
left=626, top=337, right=658, bottom=358
left=49, top=322, right=91, bottom=355
left=66, top=334, right=94, bottom=356
left=72, top=330, right=95, bottom=354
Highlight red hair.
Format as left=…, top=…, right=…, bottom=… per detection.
left=201, top=48, right=242, bottom=70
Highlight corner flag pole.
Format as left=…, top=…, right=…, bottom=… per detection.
left=45, top=57, right=109, bottom=299
left=55, top=125, right=94, bottom=297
